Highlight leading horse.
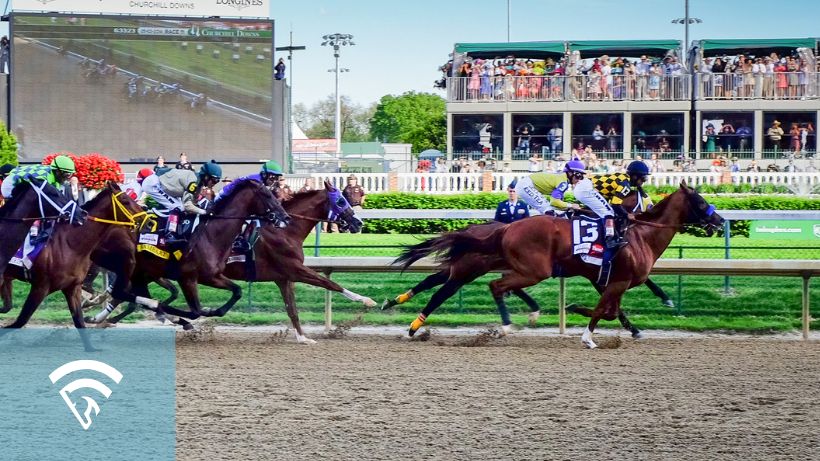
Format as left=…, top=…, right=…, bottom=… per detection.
left=394, top=183, right=723, bottom=348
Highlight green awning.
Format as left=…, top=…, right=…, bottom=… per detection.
left=454, top=41, right=565, bottom=59
left=567, top=40, right=681, bottom=58
left=700, top=38, right=816, bottom=52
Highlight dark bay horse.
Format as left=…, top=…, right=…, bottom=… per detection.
left=93, top=181, right=372, bottom=343
left=0, top=179, right=82, bottom=277
left=387, top=194, right=673, bottom=337
left=0, top=183, right=148, bottom=351
left=91, top=179, right=290, bottom=324
left=394, top=183, right=723, bottom=348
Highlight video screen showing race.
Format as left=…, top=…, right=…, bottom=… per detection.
left=11, top=14, right=274, bottom=161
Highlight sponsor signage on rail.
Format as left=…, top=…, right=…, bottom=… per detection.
left=12, top=0, right=270, bottom=19
left=749, top=220, right=820, bottom=240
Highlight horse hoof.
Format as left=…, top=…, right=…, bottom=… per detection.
left=408, top=328, right=417, bottom=338
left=155, top=314, right=167, bottom=324
left=528, top=310, right=541, bottom=326
left=182, top=323, right=194, bottom=331
left=84, top=316, right=96, bottom=323
left=583, top=340, right=598, bottom=349
left=381, top=299, right=395, bottom=310
left=632, top=331, right=644, bottom=340
left=662, top=299, right=675, bottom=308
left=363, top=298, right=377, bottom=309
left=500, top=324, right=513, bottom=336
left=296, top=335, right=317, bottom=345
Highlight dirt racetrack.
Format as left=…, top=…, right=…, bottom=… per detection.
left=176, top=331, right=820, bottom=460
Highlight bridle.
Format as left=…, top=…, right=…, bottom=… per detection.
left=86, top=191, right=147, bottom=229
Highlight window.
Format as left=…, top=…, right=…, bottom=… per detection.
left=511, top=114, right=563, bottom=160
left=571, top=113, right=623, bottom=157
left=701, top=112, right=755, bottom=159
left=451, top=114, right=504, bottom=160
left=631, top=113, right=684, bottom=159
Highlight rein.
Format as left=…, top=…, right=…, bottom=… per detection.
left=627, top=216, right=680, bottom=229
left=286, top=212, right=322, bottom=223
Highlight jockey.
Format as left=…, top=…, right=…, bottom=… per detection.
left=0, top=155, right=76, bottom=200
left=215, top=160, right=282, bottom=253
left=215, top=160, right=280, bottom=202
left=514, top=159, right=586, bottom=215
left=575, top=160, right=650, bottom=248
left=141, top=160, right=222, bottom=242
left=122, top=168, right=154, bottom=202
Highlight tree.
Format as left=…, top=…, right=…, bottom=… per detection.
left=0, top=121, right=18, bottom=166
left=369, top=92, right=446, bottom=152
left=293, top=95, right=373, bottom=142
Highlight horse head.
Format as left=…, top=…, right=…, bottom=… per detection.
left=679, top=180, right=724, bottom=236
left=324, top=179, right=363, bottom=233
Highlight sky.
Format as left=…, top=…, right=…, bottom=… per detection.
left=2, top=0, right=820, bottom=109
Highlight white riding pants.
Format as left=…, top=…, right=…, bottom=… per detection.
left=514, top=176, right=555, bottom=215
left=141, top=174, right=183, bottom=213
left=573, top=179, right=614, bottom=218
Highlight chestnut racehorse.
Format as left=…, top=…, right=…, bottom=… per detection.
left=394, top=183, right=723, bottom=348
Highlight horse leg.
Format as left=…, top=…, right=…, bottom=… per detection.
left=3, top=283, right=50, bottom=329
left=583, top=281, right=629, bottom=349
left=645, top=278, right=674, bottom=308
left=0, top=277, right=13, bottom=314
left=157, top=278, right=179, bottom=305
left=283, top=264, right=375, bottom=308
left=64, top=285, right=99, bottom=352
left=409, top=277, right=476, bottom=337
left=511, top=288, right=542, bottom=326
left=566, top=302, right=642, bottom=339
left=383, top=270, right=449, bottom=310
left=275, top=280, right=315, bottom=344
left=199, top=275, right=243, bottom=317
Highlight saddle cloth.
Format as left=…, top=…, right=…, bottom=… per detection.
left=10, top=235, right=48, bottom=270
left=571, top=215, right=605, bottom=266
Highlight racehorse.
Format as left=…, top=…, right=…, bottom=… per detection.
left=386, top=193, right=673, bottom=337
left=0, top=183, right=149, bottom=351
left=92, top=181, right=375, bottom=343
left=393, top=183, right=723, bottom=348
left=0, top=179, right=82, bottom=277
left=92, top=179, right=290, bottom=324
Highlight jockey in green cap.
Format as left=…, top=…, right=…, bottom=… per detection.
left=1, top=155, right=76, bottom=199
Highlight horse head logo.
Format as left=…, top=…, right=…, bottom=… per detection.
left=813, top=224, right=820, bottom=239
left=49, top=360, right=123, bottom=430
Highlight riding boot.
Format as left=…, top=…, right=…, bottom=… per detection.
left=604, top=218, right=627, bottom=249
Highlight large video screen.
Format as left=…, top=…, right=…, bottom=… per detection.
left=11, top=13, right=274, bottom=162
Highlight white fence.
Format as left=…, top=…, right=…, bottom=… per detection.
left=304, top=172, right=820, bottom=195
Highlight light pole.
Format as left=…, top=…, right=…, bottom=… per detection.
left=506, top=0, right=511, bottom=42
left=671, top=0, right=702, bottom=65
left=321, top=33, right=355, bottom=153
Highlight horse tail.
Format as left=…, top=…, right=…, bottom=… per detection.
left=393, top=223, right=507, bottom=271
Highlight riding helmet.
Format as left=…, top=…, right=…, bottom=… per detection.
left=50, top=155, right=76, bottom=174
left=626, top=160, right=650, bottom=177
left=137, top=168, right=154, bottom=181
left=199, top=160, right=222, bottom=179
left=0, top=163, right=15, bottom=178
left=563, top=159, right=587, bottom=174
left=260, top=160, right=283, bottom=175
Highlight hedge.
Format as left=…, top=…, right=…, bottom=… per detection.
left=362, top=192, right=819, bottom=236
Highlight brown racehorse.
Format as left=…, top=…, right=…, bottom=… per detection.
left=386, top=193, right=673, bottom=337
left=0, top=183, right=148, bottom=351
left=394, top=183, right=723, bottom=348
left=0, top=179, right=82, bottom=277
left=92, top=181, right=374, bottom=343
left=89, top=179, right=290, bottom=324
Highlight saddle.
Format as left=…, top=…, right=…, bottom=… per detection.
left=226, top=220, right=262, bottom=280
left=135, top=212, right=198, bottom=261
left=568, top=214, right=628, bottom=287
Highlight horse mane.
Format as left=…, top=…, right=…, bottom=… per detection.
left=638, top=186, right=688, bottom=220
left=283, top=189, right=324, bottom=211
left=80, top=183, right=118, bottom=210
left=210, top=179, right=266, bottom=214
left=0, top=182, right=33, bottom=216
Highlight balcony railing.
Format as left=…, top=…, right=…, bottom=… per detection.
left=695, top=72, right=820, bottom=101
left=446, top=74, right=691, bottom=103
